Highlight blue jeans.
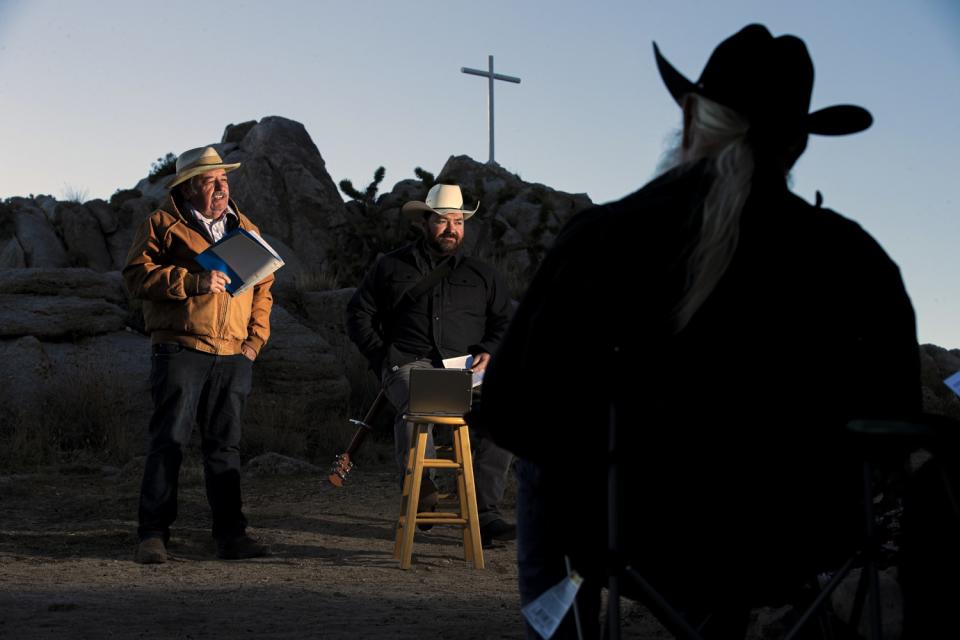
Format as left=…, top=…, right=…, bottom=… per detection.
left=138, top=344, right=253, bottom=542
left=383, top=358, right=513, bottom=527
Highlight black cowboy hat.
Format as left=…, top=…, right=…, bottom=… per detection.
left=653, top=24, right=872, bottom=137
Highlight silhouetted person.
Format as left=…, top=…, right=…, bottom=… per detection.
left=469, top=24, right=920, bottom=638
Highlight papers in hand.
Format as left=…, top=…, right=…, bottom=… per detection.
left=442, top=354, right=484, bottom=387
left=195, top=229, right=285, bottom=296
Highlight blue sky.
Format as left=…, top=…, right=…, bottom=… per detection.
left=1, top=1, right=957, bottom=348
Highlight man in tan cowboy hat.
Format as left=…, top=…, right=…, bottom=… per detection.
left=346, top=183, right=517, bottom=547
left=470, top=24, right=921, bottom=638
left=124, top=146, right=274, bottom=563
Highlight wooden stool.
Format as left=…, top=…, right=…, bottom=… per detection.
left=393, top=413, right=484, bottom=569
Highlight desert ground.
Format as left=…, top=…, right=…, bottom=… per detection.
left=0, top=456, right=666, bottom=640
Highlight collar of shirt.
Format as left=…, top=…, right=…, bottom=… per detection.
left=189, top=204, right=238, bottom=243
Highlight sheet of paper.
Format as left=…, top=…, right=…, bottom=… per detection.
left=442, top=355, right=473, bottom=369
left=521, top=571, right=583, bottom=639
left=442, top=354, right=482, bottom=387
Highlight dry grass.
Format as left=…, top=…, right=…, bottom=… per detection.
left=0, top=365, right=137, bottom=471
left=294, top=267, right=341, bottom=293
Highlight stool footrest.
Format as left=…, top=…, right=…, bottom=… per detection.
left=421, top=459, right=461, bottom=470
left=398, top=514, right=468, bottom=526
left=417, top=511, right=465, bottom=524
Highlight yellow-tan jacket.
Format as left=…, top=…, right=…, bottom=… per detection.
left=123, top=193, right=273, bottom=356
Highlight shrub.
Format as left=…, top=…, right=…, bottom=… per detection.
left=147, top=153, right=177, bottom=184
left=331, top=167, right=425, bottom=286
left=61, top=185, right=89, bottom=203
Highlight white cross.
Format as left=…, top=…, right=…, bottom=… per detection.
left=461, top=55, right=521, bottom=164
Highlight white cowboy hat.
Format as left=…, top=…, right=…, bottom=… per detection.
left=167, top=146, right=241, bottom=189
left=401, top=184, right=480, bottom=222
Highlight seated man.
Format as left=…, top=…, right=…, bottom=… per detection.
left=346, top=183, right=516, bottom=547
left=470, top=24, right=921, bottom=638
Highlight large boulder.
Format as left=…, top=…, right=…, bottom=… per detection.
left=298, top=287, right=368, bottom=379
left=0, top=237, right=26, bottom=268
left=0, top=197, right=129, bottom=272
left=920, top=344, right=960, bottom=420
left=259, top=233, right=304, bottom=303
left=53, top=202, right=113, bottom=270
left=0, top=330, right=153, bottom=454
left=353, top=156, right=594, bottom=292
left=219, top=116, right=349, bottom=273
left=114, top=117, right=348, bottom=282
left=252, top=305, right=350, bottom=408
left=4, top=198, right=69, bottom=267
left=242, top=305, right=352, bottom=456
left=435, top=155, right=593, bottom=283
left=0, top=268, right=128, bottom=339
left=0, top=295, right=126, bottom=339
left=0, top=268, right=126, bottom=303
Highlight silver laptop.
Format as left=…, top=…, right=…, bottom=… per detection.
left=408, top=368, right=474, bottom=417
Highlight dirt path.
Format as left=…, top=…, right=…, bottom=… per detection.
left=0, top=462, right=663, bottom=639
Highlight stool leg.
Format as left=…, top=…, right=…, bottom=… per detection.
left=454, top=426, right=473, bottom=562
left=396, top=424, right=429, bottom=568
left=456, top=424, right=484, bottom=569
left=393, top=421, right=418, bottom=559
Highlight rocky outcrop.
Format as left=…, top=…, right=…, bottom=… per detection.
left=53, top=201, right=113, bottom=270
left=0, top=116, right=955, bottom=474
left=1, top=117, right=348, bottom=282
left=0, top=267, right=126, bottom=302
left=253, top=305, right=350, bottom=408
left=0, top=268, right=128, bottom=339
left=0, top=330, right=153, bottom=449
left=360, top=156, right=594, bottom=289
left=297, top=287, right=372, bottom=400
left=3, top=197, right=69, bottom=267
left=435, top=155, right=594, bottom=279
left=920, top=344, right=960, bottom=420
left=0, top=264, right=350, bottom=459
left=218, top=117, right=349, bottom=275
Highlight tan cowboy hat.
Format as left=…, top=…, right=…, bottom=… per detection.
left=402, top=184, right=480, bottom=222
left=167, top=146, right=241, bottom=189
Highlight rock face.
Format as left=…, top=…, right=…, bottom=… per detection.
left=3, top=198, right=69, bottom=267
left=0, top=117, right=349, bottom=281
left=219, top=117, right=349, bottom=275
left=253, top=305, right=350, bottom=408
left=0, top=330, right=153, bottom=461
left=920, top=344, right=960, bottom=420
left=0, top=268, right=128, bottom=339
left=435, top=155, right=594, bottom=279
left=0, top=115, right=956, bottom=474
left=362, top=156, right=594, bottom=292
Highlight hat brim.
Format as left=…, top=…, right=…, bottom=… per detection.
left=167, top=162, right=241, bottom=190
left=806, top=105, right=873, bottom=135
left=652, top=42, right=872, bottom=136
left=401, top=200, right=479, bottom=222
